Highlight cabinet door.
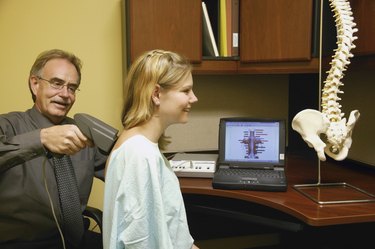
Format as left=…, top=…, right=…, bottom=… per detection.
left=127, top=0, right=202, bottom=63
left=240, top=0, right=313, bottom=62
left=351, top=0, right=375, bottom=55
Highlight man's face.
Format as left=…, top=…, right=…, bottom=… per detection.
left=30, top=58, right=79, bottom=124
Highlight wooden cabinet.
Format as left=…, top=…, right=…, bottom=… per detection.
left=347, top=0, right=375, bottom=70
left=125, top=0, right=320, bottom=74
left=350, top=0, right=375, bottom=56
left=238, top=0, right=318, bottom=74
left=126, top=0, right=202, bottom=63
left=240, top=0, right=312, bottom=63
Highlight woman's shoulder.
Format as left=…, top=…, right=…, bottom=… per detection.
left=125, top=134, right=156, bottom=147
left=109, top=135, right=162, bottom=173
left=112, top=134, right=157, bottom=155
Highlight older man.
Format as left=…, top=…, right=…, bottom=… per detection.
left=0, top=49, right=107, bottom=249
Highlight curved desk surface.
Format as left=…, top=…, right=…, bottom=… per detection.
left=179, top=154, right=375, bottom=227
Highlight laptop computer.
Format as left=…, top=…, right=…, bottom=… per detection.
left=212, top=117, right=287, bottom=192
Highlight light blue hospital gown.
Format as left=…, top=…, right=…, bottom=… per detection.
left=103, top=135, right=194, bottom=249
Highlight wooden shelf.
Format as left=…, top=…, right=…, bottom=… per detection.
left=192, top=58, right=319, bottom=75
left=192, top=60, right=238, bottom=74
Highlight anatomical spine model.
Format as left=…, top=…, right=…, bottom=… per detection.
left=292, top=0, right=360, bottom=161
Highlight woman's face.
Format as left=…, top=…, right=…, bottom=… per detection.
left=158, top=73, right=198, bottom=126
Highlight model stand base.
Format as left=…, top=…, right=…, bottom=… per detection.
left=293, top=182, right=375, bottom=205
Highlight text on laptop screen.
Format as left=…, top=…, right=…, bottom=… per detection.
left=221, top=120, right=285, bottom=164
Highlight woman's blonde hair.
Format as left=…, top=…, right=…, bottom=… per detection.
left=121, top=49, right=192, bottom=149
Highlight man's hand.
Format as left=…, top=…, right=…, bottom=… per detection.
left=41, top=125, right=93, bottom=155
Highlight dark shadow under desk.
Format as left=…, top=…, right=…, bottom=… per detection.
left=179, top=153, right=375, bottom=248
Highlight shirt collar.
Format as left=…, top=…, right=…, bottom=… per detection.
left=28, top=105, right=73, bottom=129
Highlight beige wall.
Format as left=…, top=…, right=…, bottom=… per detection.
left=341, top=70, right=375, bottom=166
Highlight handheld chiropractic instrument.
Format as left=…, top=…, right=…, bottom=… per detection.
left=74, top=113, right=118, bottom=155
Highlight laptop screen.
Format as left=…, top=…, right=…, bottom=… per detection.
left=219, top=118, right=286, bottom=167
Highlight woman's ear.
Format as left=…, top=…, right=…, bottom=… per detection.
left=152, top=84, right=161, bottom=106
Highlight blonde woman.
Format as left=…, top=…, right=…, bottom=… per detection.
left=103, top=50, right=199, bottom=249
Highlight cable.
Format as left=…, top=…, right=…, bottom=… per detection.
left=42, top=157, right=66, bottom=249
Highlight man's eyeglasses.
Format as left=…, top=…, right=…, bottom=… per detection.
left=37, top=76, right=80, bottom=94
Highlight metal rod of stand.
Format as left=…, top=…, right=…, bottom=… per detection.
left=317, top=0, right=323, bottom=185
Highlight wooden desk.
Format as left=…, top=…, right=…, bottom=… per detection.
left=179, top=154, right=375, bottom=227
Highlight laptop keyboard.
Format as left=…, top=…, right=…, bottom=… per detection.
left=213, top=167, right=287, bottom=191
left=216, top=168, right=284, bottom=179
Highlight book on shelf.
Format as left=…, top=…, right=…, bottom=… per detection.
left=202, top=1, right=219, bottom=57
left=226, top=0, right=232, bottom=56
left=219, top=0, right=239, bottom=57
left=219, top=0, right=228, bottom=56
left=230, top=0, right=239, bottom=56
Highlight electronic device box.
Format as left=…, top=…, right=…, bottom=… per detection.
left=170, top=153, right=218, bottom=178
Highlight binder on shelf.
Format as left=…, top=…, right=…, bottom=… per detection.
left=202, top=2, right=219, bottom=57
left=230, top=0, right=239, bottom=56
left=219, top=0, right=228, bottom=56
left=226, top=0, right=232, bottom=56
left=219, top=0, right=239, bottom=57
